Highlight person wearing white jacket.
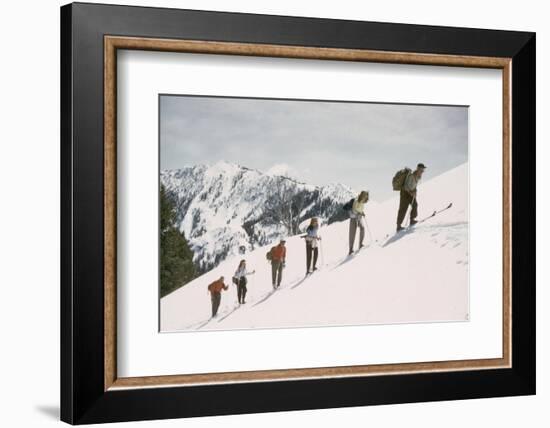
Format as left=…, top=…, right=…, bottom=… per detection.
left=233, top=260, right=255, bottom=304
left=349, top=190, right=369, bottom=255
left=305, top=217, right=321, bottom=274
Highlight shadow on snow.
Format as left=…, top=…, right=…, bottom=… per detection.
left=188, top=317, right=213, bottom=330
left=252, top=289, right=278, bottom=307
left=330, top=247, right=370, bottom=270
left=216, top=305, right=241, bottom=322
left=252, top=273, right=312, bottom=308
left=290, top=276, right=310, bottom=289
left=382, top=228, right=415, bottom=247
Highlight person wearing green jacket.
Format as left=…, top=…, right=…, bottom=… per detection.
left=349, top=190, right=369, bottom=255
left=397, top=163, right=426, bottom=232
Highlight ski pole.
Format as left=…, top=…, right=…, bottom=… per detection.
left=319, top=238, right=325, bottom=267
left=364, top=216, right=373, bottom=245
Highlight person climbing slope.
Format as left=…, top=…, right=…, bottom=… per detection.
left=207, top=276, right=228, bottom=318
left=348, top=190, right=369, bottom=255
left=269, top=240, right=286, bottom=289
left=304, top=217, right=321, bottom=275
left=396, top=163, right=426, bottom=232
left=233, top=260, right=255, bottom=304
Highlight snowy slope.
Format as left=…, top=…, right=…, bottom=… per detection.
left=161, top=163, right=469, bottom=332
left=161, top=161, right=355, bottom=271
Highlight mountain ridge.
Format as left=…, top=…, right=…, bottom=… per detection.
left=161, top=161, right=356, bottom=272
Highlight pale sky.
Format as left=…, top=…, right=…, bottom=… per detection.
left=160, top=95, right=468, bottom=201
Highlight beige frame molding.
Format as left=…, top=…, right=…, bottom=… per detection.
left=104, top=36, right=512, bottom=391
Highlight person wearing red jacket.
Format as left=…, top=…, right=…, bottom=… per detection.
left=207, top=276, right=228, bottom=318
left=270, top=240, right=286, bottom=289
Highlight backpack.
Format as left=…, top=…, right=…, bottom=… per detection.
left=392, top=167, right=412, bottom=191
left=342, top=198, right=355, bottom=212
left=266, top=246, right=276, bottom=261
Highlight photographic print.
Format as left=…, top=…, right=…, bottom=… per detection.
left=159, top=95, right=469, bottom=332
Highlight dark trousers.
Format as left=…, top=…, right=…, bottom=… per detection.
left=211, top=293, right=221, bottom=317
left=306, top=243, right=318, bottom=272
left=237, top=277, right=247, bottom=303
left=271, top=260, right=283, bottom=287
left=397, top=190, right=418, bottom=226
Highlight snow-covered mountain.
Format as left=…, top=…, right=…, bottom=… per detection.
left=161, top=161, right=356, bottom=272
left=161, top=162, right=469, bottom=332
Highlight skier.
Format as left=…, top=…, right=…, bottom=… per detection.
left=207, top=276, right=228, bottom=318
left=233, top=260, right=255, bottom=304
left=270, top=239, right=286, bottom=289
left=349, top=190, right=369, bottom=255
left=304, top=217, right=321, bottom=274
left=396, top=163, right=426, bottom=232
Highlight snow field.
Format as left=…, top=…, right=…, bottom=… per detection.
left=161, top=163, right=469, bottom=332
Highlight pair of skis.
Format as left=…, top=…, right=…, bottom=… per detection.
left=377, top=202, right=453, bottom=244
left=413, top=202, right=453, bottom=225
left=399, top=202, right=453, bottom=232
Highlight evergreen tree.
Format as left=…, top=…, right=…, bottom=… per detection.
left=160, top=185, right=196, bottom=297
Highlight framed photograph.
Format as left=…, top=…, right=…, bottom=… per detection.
left=61, top=2, right=535, bottom=424
left=158, top=94, right=469, bottom=333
